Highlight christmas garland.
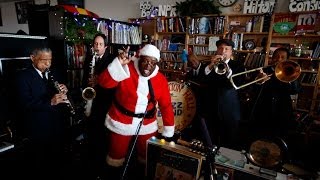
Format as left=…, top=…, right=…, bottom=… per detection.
left=64, top=14, right=99, bottom=44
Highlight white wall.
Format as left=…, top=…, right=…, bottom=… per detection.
left=0, top=2, right=29, bottom=34
left=85, top=0, right=183, bottom=21
left=0, top=0, right=288, bottom=34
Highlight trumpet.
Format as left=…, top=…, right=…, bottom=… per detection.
left=214, top=56, right=229, bottom=75
left=47, top=69, right=76, bottom=115
left=230, top=60, right=301, bottom=90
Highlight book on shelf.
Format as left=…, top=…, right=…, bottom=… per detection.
left=311, top=42, right=320, bottom=59
left=189, top=16, right=224, bottom=35
left=252, top=15, right=264, bottom=33
left=314, top=13, right=320, bottom=33
left=157, top=17, right=185, bottom=33
left=262, top=13, right=272, bottom=32
left=300, top=72, right=317, bottom=84
left=178, top=17, right=186, bottom=32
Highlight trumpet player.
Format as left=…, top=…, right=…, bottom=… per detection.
left=82, top=33, right=116, bottom=179
left=202, top=39, right=245, bottom=150
left=14, top=47, right=69, bottom=179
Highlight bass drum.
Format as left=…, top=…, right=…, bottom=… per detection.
left=157, top=81, right=196, bottom=133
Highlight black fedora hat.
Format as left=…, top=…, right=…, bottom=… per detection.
left=216, top=39, right=234, bottom=48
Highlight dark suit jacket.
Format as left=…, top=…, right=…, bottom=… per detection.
left=250, top=75, right=302, bottom=139
left=202, top=59, right=245, bottom=148
left=14, top=67, right=67, bottom=144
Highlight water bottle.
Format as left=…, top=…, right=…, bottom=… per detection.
left=246, top=20, right=252, bottom=32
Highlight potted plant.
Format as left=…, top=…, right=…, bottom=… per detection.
left=174, top=0, right=221, bottom=16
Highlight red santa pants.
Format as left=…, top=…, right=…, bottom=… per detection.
left=107, top=131, right=158, bottom=167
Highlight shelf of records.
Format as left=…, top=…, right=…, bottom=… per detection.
left=188, top=16, right=225, bottom=35
left=298, top=72, right=318, bottom=85
left=156, top=17, right=186, bottom=33
left=108, top=20, right=142, bottom=45
left=243, top=52, right=267, bottom=69
left=227, top=13, right=271, bottom=34
left=154, top=38, right=185, bottom=52
left=66, top=43, right=88, bottom=69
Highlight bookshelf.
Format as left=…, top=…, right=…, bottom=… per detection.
left=129, top=14, right=272, bottom=81
left=225, top=13, right=272, bottom=69
left=130, top=11, right=320, bottom=118
left=129, top=17, right=188, bottom=81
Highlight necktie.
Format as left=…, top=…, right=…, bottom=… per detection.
left=42, top=72, right=47, bottom=83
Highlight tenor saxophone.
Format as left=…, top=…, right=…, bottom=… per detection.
left=47, top=69, right=76, bottom=115
left=82, top=51, right=97, bottom=117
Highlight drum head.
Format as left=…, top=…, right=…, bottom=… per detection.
left=248, top=139, right=284, bottom=168
left=157, top=81, right=196, bottom=132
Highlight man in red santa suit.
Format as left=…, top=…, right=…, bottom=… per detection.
left=98, top=44, right=175, bottom=178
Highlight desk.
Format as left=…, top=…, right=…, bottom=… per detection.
left=146, top=138, right=288, bottom=180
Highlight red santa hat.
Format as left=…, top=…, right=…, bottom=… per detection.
left=139, top=44, right=160, bottom=61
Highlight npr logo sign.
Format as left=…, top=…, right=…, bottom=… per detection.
left=158, top=4, right=176, bottom=17
left=139, top=2, right=176, bottom=17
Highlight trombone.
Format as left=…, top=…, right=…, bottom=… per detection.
left=230, top=60, right=301, bottom=90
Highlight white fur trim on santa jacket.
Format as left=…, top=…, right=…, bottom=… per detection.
left=98, top=57, right=175, bottom=137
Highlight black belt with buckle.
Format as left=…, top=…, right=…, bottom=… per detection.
left=113, top=99, right=156, bottom=118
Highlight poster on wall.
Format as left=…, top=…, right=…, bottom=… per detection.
left=15, top=1, right=32, bottom=24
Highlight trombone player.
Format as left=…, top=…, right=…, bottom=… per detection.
left=249, top=47, right=302, bottom=143
left=202, top=39, right=245, bottom=150
left=82, top=33, right=116, bottom=179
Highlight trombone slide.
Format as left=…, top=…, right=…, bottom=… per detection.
left=230, top=60, right=301, bottom=90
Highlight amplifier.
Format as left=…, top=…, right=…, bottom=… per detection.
left=146, top=137, right=288, bottom=180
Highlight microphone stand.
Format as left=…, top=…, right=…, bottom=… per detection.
left=199, top=116, right=218, bottom=180
left=121, top=80, right=155, bottom=180
left=121, top=111, right=147, bottom=180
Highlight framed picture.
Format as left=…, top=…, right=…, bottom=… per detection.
left=15, top=1, right=32, bottom=24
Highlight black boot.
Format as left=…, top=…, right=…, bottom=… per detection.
left=103, top=165, right=123, bottom=180
left=128, top=162, right=146, bottom=180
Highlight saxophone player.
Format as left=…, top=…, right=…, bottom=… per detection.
left=82, top=33, right=116, bottom=179
left=14, top=47, right=70, bottom=179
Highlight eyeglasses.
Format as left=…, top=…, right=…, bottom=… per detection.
left=140, top=56, right=157, bottom=66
